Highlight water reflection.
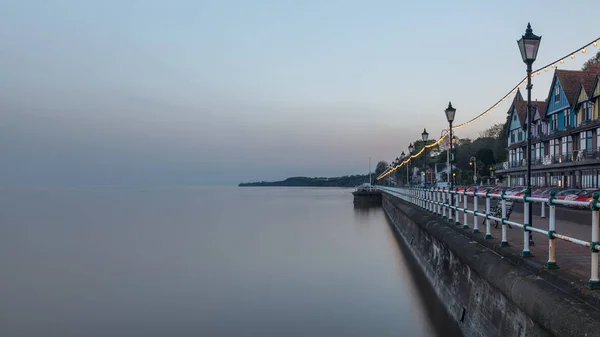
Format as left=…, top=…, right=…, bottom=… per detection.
left=0, top=187, right=462, bottom=337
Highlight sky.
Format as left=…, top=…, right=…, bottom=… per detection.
left=0, top=0, right=599, bottom=187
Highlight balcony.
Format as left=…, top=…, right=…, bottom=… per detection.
left=497, top=149, right=600, bottom=173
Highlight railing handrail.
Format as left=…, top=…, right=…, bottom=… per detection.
left=376, top=185, right=600, bottom=290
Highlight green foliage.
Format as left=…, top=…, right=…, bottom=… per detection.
left=375, top=161, right=388, bottom=177
left=582, top=50, right=600, bottom=71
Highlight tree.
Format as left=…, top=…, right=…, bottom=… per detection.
left=478, top=123, right=504, bottom=139
left=582, top=50, right=600, bottom=71
left=375, top=161, right=388, bottom=178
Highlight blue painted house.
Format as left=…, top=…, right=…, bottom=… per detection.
left=498, top=66, right=600, bottom=188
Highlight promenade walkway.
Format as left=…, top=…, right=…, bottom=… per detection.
left=452, top=199, right=595, bottom=288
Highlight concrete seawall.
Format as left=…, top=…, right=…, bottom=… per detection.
left=382, top=192, right=600, bottom=337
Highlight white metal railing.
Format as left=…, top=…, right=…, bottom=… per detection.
left=377, top=185, right=600, bottom=290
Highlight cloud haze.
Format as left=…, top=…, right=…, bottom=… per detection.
left=0, top=0, right=598, bottom=186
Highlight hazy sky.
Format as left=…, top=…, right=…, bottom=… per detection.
left=1, top=0, right=598, bottom=187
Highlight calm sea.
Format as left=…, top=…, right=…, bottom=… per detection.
left=0, top=186, right=461, bottom=337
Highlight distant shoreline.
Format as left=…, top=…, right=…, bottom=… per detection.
left=239, top=175, right=370, bottom=188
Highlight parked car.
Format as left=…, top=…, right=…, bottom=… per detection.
left=533, top=188, right=557, bottom=199
left=564, top=189, right=600, bottom=208
left=554, top=189, right=581, bottom=201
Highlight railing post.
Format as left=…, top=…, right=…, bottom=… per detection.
left=472, top=187, right=479, bottom=232
left=589, top=193, right=600, bottom=290
left=448, top=188, right=453, bottom=223
left=463, top=188, right=467, bottom=227
left=522, top=188, right=532, bottom=257
left=429, top=188, right=433, bottom=212
left=455, top=188, right=460, bottom=224
left=485, top=188, right=493, bottom=239
left=541, top=200, right=546, bottom=218
left=545, top=191, right=559, bottom=269
left=500, top=189, right=509, bottom=247
left=436, top=189, right=440, bottom=215
left=442, top=187, right=447, bottom=219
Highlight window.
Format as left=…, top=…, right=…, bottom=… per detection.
left=549, top=139, right=555, bottom=156
left=562, top=136, right=573, bottom=156
left=555, top=86, right=560, bottom=102
left=582, top=102, right=591, bottom=122
left=518, top=130, right=523, bottom=142
left=564, top=110, right=571, bottom=127
left=554, top=138, right=561, bottom=157
left=535, top=143, right=543, bottom=160
left=597, top=128, right=600, bottom=151
left=537, top=122, right=543, bottom=136
left=513, top=113, right=517, bottom=121
left=550, top=114, right=558, bottom=131
left=581, top=131, right=593, bottom=151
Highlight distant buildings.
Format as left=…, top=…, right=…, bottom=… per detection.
left=497, top=66, right=600, bottom=188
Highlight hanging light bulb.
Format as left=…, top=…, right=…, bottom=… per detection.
left=537, top=71, right=541, bottom=75
left=571, top=54, right=575, bottom=59
left=594, top=41, right=598, bottom=47
left=544, top=67, right=548, bottom=72
left=582, top=48, right=587, bottom=53
left=551, top=64, right=556, bottom=68
left=560, top=59, right=564, bottom=64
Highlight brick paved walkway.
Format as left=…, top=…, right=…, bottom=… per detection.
left=450, top=200, right=595, bottom=284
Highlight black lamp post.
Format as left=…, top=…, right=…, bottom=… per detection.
left=518, top=23, right=541, bottom=246
left=445, top=102, right=456, bottom=188
left=394, top=157, right=400, bottom=185
left=422, top=128, right=429, bottom=186
left=400, top=152, right=406, bottom=185
left=408, top=143, right=414, bottom=186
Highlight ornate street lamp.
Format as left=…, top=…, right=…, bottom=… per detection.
left=422, top=129, right=429, bottom=186
left=517, top=23, right=541, bottom=249
left=400, top=152, right=406, bottom=185
left=408, top=143, right=414, bottom=186
left=445, top=102, right=456, bottom=188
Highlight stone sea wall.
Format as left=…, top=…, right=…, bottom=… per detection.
left=382, top=193, right=600, bottom=337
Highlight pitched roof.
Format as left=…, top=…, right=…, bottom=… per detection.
left=555, top=65, right=600, bottom=104
left=507, top=88, right=524, bottom=115
left=513, top=100, right=546, bottom=124
left=533, top=101, right=547, bottom=121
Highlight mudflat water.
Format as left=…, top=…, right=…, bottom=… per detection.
left=0, top=186, right=461, bottom=337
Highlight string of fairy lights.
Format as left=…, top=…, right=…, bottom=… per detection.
left=377, top=37, right=600, bottom=181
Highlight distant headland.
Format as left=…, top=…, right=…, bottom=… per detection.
left=239, top=175, right=369, bottom=187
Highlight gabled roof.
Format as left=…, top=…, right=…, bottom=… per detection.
left=591, top=74, right=600, bottom=98
left=514, top=100, right=546, bottom=125
left=507, top=89, right=524, bottom=115
left=533, top=101, right=547, bottom=121
left=554, top=66, right=600, bottom=105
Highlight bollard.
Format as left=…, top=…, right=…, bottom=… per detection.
left=545, top=190, right=559, bottom=269
left=471, top=187, right=478, bottom=231
left=522, top=188, right=532, bottom=257
left=463, top=188, right=468, bottom=228
left=590, top=193, right=600, bottom=289
left=500, top=189, right=509, bottom=247
left=541, top=201, right=546, bottom=219
left=485, top=188, right=492, bottom=239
